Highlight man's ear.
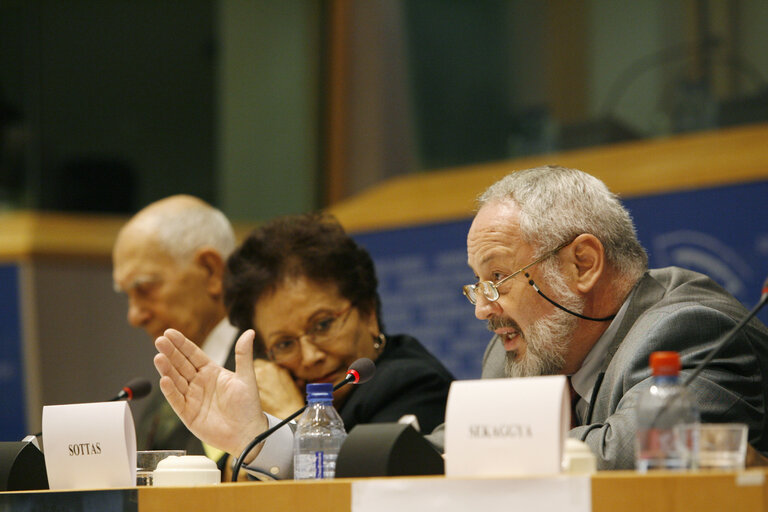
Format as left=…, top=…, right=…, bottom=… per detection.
left=194, top=248, right=226, bottom=297
left=563, top=234, right=604, bottom=294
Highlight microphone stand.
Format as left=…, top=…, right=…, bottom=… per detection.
left=647, top=288, right=768, bottom=435
left=682, top=291, right=768, bottom=387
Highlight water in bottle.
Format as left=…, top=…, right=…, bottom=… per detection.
left=635, top=351, right=700, bottom=471
left=293, top=382, right=347, bottom=479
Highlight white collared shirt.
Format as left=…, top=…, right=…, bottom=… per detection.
left=200, top=318, right=239, bottom=367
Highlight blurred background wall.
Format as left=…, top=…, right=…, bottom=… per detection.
left=1, top=0, right=768, bottom=440
left=3, top=0, right=767, bottom=218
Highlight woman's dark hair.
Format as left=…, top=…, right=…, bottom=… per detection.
left=224, top=212, right=383, bottom=355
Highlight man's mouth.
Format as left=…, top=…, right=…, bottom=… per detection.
left=489, top=317, right=524, bottom=353
left=495, top=328, right=522, bottom=352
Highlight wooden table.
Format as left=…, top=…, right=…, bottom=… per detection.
left=1, top=470, right=766, bottom=511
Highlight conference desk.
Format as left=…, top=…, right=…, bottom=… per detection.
left=1, top=470, right=766, bottom=511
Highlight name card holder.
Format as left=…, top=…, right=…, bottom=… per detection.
left=42, top=401, right=136, bottom=489
left=0, top=439, right=49, bottom=491
left=444, top=376, right=569, bottom=477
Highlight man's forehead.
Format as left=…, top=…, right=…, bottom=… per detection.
left=469, top=199, right=520, bottom=234
left=114, top=221, right=174, bottom=260
left=468, top=200, right=523, bottom=239
left=113, top=257, right=168, bottom=285
left=113, top=235, right=176, bottom=284
left=467, top=201, right=531, bottom=267
left=113, top=273, right=162, bottom=293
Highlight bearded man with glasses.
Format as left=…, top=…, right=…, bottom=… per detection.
left=442, top=165, right=768, bottom=469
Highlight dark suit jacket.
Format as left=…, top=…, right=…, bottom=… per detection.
left=339, top=334, right=454, bottom=434
left=428, top=267, right=768, bottom=469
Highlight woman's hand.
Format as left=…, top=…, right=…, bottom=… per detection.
left=253, top=359, right=305, bottom=419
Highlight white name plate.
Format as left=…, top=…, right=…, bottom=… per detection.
left=42, top=401, right=137, bottom=489
left=444, top=376, right=569, bottom=477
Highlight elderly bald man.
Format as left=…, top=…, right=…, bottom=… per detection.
left=112, top=195, right=240, bottom=461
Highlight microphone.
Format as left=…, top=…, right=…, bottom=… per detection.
left=231, top=358, right=376, bottom=482
left=30, top=377, right=154, bottom=438
left=682, top=275, right=768, bottom=387
left=342, top=357, right=376, bottom=385
left=647, top=276, right=768, bottom=429
left=109, top=377, right=153, bottom=401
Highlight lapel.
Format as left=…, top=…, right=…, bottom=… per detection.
left=599, top=272, right=665, bottom=373
left=139, top=391, right=190, bottom=451
left=586, top=272, right=666, bottom=412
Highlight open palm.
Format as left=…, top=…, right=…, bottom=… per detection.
left=154, top=328, right=267, bottom=457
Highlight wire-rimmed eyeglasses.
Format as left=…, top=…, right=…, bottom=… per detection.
left=266, top=305, right=354, bottom=363
left=462, top=240, right=571, bottom=305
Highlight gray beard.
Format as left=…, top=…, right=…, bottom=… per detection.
left=504, top=305, right=577, bottom=377
left=504, top=265, right=583, bottom=378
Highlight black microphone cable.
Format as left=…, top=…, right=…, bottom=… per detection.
left=525, top=272, right=617, bottom=322
left=682, top=278, right=768, bottom=387
left=231, top=358, right=375, bottom=482
left=644, top=276, right=768, bottom=441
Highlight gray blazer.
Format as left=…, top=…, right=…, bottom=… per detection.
left=428, top=267, right=768, bottom=470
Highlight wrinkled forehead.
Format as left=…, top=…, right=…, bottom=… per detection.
left=253, top=276, right=348, bottom=334
left=467, top=201, right=527, bottom=259
left=113, top=228, right=177, bottom=283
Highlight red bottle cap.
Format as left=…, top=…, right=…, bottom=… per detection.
left=650, top=351, right=681, bottom=376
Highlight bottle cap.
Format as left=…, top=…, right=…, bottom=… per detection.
left=649, top=351, right=681, bottom=376
left=306, top=382, right=333, bottom=402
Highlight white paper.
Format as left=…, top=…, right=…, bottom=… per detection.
left=42, top=401, right=136, bottom=489
left=444, top=376, right=569, bottom=477
left=352, top=476, right=590, bottom=512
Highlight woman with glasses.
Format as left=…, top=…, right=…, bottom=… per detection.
left=223, top=212, right=454, bottom=434
left=153, top=213, right=453, bottom=477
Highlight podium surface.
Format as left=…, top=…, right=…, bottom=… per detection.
left=1, top=471, right=766, bottom=512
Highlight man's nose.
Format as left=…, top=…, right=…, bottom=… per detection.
left=474, top=293, right=500, bottom=320
left=127, top=300, right=151, bottom=328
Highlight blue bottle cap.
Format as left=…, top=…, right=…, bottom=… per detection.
left=306, top=382, right=333, bottom=402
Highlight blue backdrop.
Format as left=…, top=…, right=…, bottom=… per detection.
left=0, top=264, right=26, bottom=440
left=354, top=180, right=768, bottom=380
left=1, top=180, right=765, bottom=439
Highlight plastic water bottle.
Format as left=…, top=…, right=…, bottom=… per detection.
left=635, top=351, right=700, bottom=471
left=293, top=383, right=347, bottom=479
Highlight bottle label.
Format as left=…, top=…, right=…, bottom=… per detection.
left=295, top=450, right=340, bottom=479
left=314, top=451, right=324, bottom=478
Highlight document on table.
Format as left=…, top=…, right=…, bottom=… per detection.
left=351, top=476, right=590, bottom=512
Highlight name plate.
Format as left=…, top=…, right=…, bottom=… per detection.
left=444, top=376, right=569, bottom=477
left=42, top=401, right=136, bottom=489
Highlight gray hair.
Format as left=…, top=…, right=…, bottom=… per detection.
left=138, top=196, right=236, bottom=263
left=478, top=165, right=648, bottom=280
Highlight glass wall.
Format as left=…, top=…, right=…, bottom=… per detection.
left=2, top=1, right=766, bottom=220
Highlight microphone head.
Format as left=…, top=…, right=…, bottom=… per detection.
left=346, top=358, right=376, bottom=384
left=123, top=377, right=152, bottom=400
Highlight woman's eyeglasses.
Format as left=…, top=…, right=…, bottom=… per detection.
left=266, top=305, right=354, bottom=363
